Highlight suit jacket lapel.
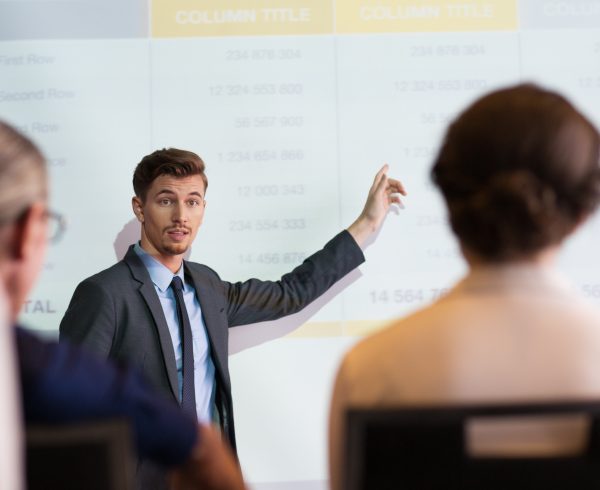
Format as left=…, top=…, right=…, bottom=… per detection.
left=185, top=264, right=229, bottom=386
left=124, top=246, right=179, bottom=401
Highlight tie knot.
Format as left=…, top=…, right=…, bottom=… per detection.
left=170, top=276, right=184, bottom=292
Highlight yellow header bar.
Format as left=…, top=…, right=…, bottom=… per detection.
left=336, top=0, right=518, bottom=33
left=152, top=0, right=334, bottom=37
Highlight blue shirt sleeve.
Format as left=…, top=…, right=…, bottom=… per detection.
left=16, top=327, right=197, bottom=467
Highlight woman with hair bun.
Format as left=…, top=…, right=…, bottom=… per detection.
left=432, top=84, right=600, bottom=263
left=329, top=84, right=600, bottom=490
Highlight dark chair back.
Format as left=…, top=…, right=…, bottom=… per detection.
left=344, top=401, right=600, bottom=490
left=26, top=419, right=134, bottom=490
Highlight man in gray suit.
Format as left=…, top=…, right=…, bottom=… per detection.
left=60, top=148, right=404, bottom=468
left=1, top=122, right=246, bottom=490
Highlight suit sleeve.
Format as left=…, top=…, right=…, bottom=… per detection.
left=59, top=279, right=116, bottom=357
left=224, top=230, right=365, bottom=327
left=17, top=328, right=197, bottom=467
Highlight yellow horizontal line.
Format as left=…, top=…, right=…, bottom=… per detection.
left=285, top=319, right=392, bottom=338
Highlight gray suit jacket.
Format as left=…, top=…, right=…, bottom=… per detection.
left=59, top=230, right=364, bottom=453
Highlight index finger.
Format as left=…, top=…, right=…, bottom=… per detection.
left=372, top=164, right=390, bottom=187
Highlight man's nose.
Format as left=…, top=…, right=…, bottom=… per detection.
left=172, top=202, right=188, bottom=222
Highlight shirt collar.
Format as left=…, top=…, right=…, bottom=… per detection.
left=134, top=242, right=185, bottom=293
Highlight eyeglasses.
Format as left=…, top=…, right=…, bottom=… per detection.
left=46, top=210, right=66, bottom=244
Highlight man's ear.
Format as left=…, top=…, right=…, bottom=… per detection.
left=132, top=196, right=144, bottom=223
left=13, top=202, right=46, bottom=261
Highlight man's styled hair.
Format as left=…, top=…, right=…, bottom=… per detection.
left=0, top=122, right=46, bottom=225
left=432, top=84, right=600, bottom=261
left=133, top=148, right=207, bottom=202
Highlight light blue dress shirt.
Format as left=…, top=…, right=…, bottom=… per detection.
left=134, top=243, right=215, bottom=423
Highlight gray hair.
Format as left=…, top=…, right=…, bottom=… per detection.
left=0, top=122, right=47, bottom=225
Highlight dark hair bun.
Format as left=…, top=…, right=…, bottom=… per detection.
left=432, top=84, right=600, bottom=261
left=449, top=170, right=565, bottom=260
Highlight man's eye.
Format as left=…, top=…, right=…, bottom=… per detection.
left=159, top=199, right=171, bottom=206
left=189, top=200, right=200, bottom=207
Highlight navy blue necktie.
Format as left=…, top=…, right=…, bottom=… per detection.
left=170, top=276, right=196, bottom=418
